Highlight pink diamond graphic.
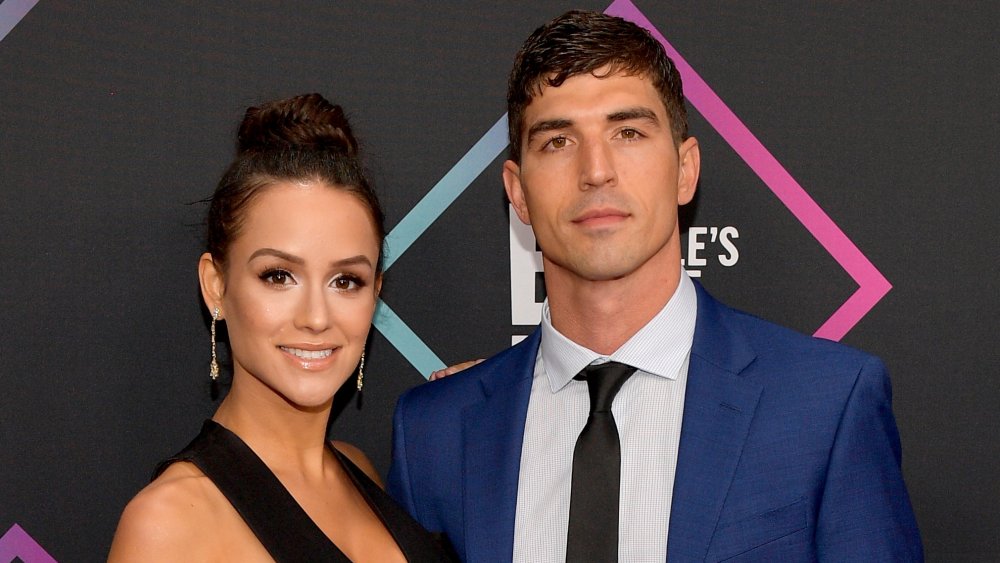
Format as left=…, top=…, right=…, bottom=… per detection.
left=0, top=524, right=57, bottom=563
left=607, top=0, right=891, bottom=341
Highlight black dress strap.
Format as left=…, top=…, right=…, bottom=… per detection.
left=334, top=450, right=459, bottom=562
left=155, top=420, right=348, bottom=562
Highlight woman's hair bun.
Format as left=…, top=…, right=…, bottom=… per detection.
left=236, top=93, right=358, bottom=156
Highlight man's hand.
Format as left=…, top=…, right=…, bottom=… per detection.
left=429, top=359, right=485, bottom=381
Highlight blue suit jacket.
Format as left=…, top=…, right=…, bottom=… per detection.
left=388, top=283, right=922, bottom=562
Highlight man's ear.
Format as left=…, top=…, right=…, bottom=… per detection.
left=503, top=159, right=531, bottom=225
left=198, top=253, right=225, bottom=316
left=676, top=137, right=701, bottom=206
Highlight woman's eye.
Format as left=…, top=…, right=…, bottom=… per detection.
left=332, top=275, right=363, bottom=291
left=260, top=269, right=293, bottom=285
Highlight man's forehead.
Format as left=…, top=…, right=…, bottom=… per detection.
left=524, top=70, right=666, bottom=119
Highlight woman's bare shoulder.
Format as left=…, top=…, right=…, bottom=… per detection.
left=332, top=441, right=384, bottom=487
left=108, top=462, right=225, bottom=561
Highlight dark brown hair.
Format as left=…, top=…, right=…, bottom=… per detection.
left=506, top=10, right=688, bottom=163
left=206, top=93, right=385, bottom=272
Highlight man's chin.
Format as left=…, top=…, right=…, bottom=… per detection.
left=570, top=260, right=637, bottom=283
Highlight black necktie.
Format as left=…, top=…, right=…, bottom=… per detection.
left=566, top=361, right=637, bottom=562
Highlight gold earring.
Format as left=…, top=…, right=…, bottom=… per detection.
left=210, top=307, right=220, bottom=381
left=356, top=351, right=365, bottom=392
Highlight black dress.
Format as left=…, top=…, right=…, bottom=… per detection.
left=154, top=420, right=457, bottom=563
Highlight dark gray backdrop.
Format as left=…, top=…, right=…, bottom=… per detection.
left=1, top=1, right=997, bottom=561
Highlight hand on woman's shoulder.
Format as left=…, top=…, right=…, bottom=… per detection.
left=428, top=358, right=484, bottom=381
left=107, top=462, right=224, bottom=562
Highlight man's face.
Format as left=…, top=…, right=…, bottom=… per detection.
left=503, top=70, right=699, bottom=287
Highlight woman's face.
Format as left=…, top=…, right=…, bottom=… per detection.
left=204, top=180, right=381, bottom=409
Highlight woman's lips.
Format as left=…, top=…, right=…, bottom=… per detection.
left=279, top=346, right=333, bottom=360
left=279, top=345, right=338, bottom=369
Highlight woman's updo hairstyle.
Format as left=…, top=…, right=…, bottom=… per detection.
left=207, top=93, right=385, bottom=273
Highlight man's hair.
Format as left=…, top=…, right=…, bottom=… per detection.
left=506, top=10, right=688, bottom=163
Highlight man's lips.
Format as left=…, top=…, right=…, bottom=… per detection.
left=572, top=208, right=629, bottom=226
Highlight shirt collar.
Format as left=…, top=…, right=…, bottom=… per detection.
left=539, top=271, right=698, bottom=393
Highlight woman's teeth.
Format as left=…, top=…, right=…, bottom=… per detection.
left=280, top=347, right=333, bottom=360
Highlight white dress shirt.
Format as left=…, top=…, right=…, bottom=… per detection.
left=513, top=272, right=698, bottom=563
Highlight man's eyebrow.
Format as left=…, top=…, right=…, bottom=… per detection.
left=526, top=118, right=573, bottom=143
left=607, top=107, right=659, bottom=123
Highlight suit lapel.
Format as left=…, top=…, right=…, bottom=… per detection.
left=461, top=330, right=539, bottom=562
left=667, top=284, right=763, bottom=561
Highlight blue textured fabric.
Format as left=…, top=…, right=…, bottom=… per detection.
left=387, top=282, right=923, bottom=562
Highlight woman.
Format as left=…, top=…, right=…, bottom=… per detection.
left=109, top=94, right=456, bottom=562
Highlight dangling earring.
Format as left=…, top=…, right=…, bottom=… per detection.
left=210, top=307, right=220, bottom=381
left=356, top=351, right=365, bottom=392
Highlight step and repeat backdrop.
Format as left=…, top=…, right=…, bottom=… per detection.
left=1, top=1, right=997, bottom=561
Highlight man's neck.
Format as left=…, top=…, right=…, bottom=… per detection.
left=545, top=252, right=682, bottom=355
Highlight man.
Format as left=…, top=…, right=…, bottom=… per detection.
left=389, top=10, right=922, bottom=562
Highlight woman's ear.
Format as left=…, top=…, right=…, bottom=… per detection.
left=198, top=253, right=225, bottom=315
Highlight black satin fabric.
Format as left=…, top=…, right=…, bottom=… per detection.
left=155, top=420, right=457, bottom=563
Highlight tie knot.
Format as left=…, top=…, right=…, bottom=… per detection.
left=577, top=361, right=636, bottom=413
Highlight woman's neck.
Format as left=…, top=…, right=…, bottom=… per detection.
left=212, top=373, right=335, bottom=481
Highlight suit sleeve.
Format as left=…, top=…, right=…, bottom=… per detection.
left=387, top=394, right=418, bottom=516
left=816, top=356, right=923, bottom=561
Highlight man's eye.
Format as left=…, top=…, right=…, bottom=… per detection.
left=548, top=136, right=568, bottom=149
left=621, top=128, right=639, bottom=140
